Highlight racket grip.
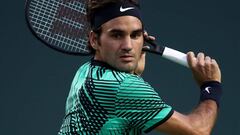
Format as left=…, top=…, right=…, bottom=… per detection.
left=162, top=47, right=189, bottom=68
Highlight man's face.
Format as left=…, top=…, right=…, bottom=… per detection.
left=92, top=16, right=144, bottom=73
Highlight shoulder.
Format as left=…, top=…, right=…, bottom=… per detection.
left=108, top=70, right=148, bottom=86
left=77, top=61, right=91, bottom=72
left=120, top=74, right=151, bottom=89
left=70, top=61, right=91, bottom=85
left=117, top=74, right=158, bottom=99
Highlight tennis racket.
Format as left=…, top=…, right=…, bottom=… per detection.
left=25, top=0, right=189, bottom=67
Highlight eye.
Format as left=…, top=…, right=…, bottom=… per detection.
left=110, top=32, right=124, bottom=39
left=112, top=33, right=122, bottom=39
left=131, top=31, right=143, bottom=39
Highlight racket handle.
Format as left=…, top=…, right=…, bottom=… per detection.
left=162, top=47, right=189, bottom=68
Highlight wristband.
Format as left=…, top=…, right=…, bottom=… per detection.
left=200, top=81, right=222, bottom=107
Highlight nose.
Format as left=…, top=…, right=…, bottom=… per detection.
left=121, top=36, right=133, bottom=52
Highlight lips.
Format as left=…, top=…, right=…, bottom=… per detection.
left=120, top=55, right=134, bottom=62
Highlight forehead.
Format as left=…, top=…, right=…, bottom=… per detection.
left=101, top=16, right=143, bottom=32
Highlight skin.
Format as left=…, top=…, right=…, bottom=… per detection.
left=90, top=16, right=144, bottom=74
left=90, top=15, right=222, bottom=135
left=134, top=32, right=154, bottom=75
left=156, top=52, right=221, bottom=135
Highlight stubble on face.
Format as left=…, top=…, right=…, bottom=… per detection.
left=93, top=16, right=144, bottom=73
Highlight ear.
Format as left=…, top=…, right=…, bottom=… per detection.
left=89, top=31, right=99, bottom=50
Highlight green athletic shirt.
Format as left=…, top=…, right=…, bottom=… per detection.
left=58, top=60, right=173, bottom=135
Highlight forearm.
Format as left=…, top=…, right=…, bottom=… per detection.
left=156, top=52, right=222, bottom=134
left=156, top=100, right=218, bottom=135
left=188, top=100, right=218, bottom=135
left=186, top=52, right=221, bottom=134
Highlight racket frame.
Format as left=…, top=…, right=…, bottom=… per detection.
left=24, top=0, right=91, bottom=56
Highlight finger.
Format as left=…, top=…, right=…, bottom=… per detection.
left=211, top=59, right=217, bottom=64
left=143, top=31, right=148, bottom=36
left=187, top=51, right=197, bottom=67
left=148, top=36, right=156, bottom=41
left=205, top=56, right=211, bottom=60
left=143, top=31, right=156, bottom=41
left=142, top=45, right=150, bottom=50
left=205, top=56, right=211, bottom=65
left=197, top=52, right=205, bottom=66
left=211, top=59, right=219, bottom=68
left=143, top=32, right=149, bottom=40
left=141, top=46, right=150, bottom=54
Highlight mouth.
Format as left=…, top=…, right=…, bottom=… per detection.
left=119, top=55, right=134, bottom=62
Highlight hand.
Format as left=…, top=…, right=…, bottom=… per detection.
left=187, top=52, right=221, bottom=86
left=134, top=31, right=155, bottom=76
left=143, top=30, right=156, bottom=41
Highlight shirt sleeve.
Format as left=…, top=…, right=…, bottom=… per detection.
left=115, top=75, right=173, bottom=133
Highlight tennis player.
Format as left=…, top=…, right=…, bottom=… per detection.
left=58, top=0, right=222, bottom=134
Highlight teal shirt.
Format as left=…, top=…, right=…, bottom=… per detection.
left=58, top=60, right=173, bottom=135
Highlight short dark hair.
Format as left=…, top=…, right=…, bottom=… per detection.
left=87, top=0, right=140, bottom=54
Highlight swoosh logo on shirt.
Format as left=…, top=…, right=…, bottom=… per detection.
left=120, top=6, right=135, bottom=12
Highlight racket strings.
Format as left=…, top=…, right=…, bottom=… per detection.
left=27, top=0, right=90, bottom=54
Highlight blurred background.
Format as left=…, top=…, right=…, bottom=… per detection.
left=0, top=0, right=239, bottom=134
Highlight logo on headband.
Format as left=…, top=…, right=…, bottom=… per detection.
left=120, top=6, right=135, bottom=12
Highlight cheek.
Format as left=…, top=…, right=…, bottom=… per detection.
left=134, top=41, right=143, bottom=54
left=99, top=40, right=119, bottom=59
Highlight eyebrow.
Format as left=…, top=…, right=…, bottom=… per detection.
left=131, top=29, right=144, bottom=34
left=108, top=28, right=143, bottom=34
left=109, top=29, right=124, bottom=34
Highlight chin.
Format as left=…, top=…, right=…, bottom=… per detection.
left=117, top=63, right=137, bottom=73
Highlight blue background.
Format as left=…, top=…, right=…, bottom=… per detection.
left=0, top=0, right=239, bottom=134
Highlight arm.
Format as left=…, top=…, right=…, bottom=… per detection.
left=155, top=52, right=222, bottom=135
left=157, top=101, right=217, bottom=135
